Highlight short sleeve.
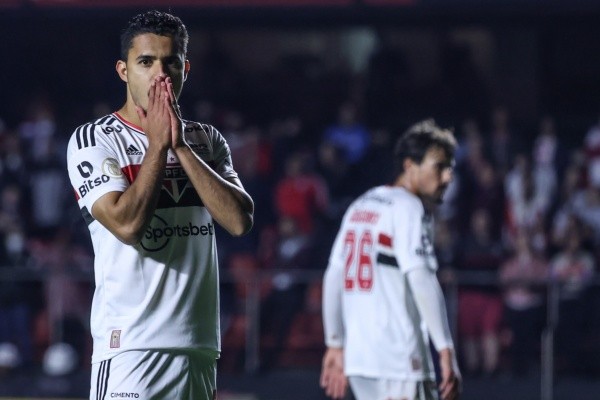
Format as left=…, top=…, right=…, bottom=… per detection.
left=67, top=125, right=129, bottom=217
left=392, top=197, right=438, bottom=274
left=187, top=123, right=238, bottom=180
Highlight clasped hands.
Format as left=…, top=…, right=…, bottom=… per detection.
left=136, top=75, right=185, bottom=150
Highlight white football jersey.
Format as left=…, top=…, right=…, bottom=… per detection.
left=323, top=185, right=438, bottom=380
left=66, top=113, right=237, bottom=363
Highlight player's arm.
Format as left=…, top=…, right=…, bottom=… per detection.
left=92, top=77, right=172, bottom=245
left=320, top=229, right=348, bottom=399
left=172, top=145, right=254, bottom=236
left=91, top=146, right=168, bottom=245
left=406, top=268, right=461, bottom=400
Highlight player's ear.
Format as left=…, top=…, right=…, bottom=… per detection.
left=183, top=60, right=190, bottom=82
left=116, top=60, right=128, bottom=83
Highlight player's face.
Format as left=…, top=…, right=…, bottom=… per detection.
left=119, top=33, right=189, bottom=111
left=415, top=146, right=454, bottom=204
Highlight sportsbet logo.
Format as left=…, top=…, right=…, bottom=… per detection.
left=141, top=214, right=214, bottom=252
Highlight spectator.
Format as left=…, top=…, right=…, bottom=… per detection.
left=499, top=230, right=549, bottom=376
left=0, top=185, right=33, bottom=368
left=487, top=105, right=521, bottom=176
left=274, top=150, right=329, bottom=235
left=504, top=154, right=552, bottom=247
left=259, top=215, right=315, bottom=370
left=468, top=161, right=505, bottom=239
left=583, top=113, right=600, bottom=188
left=550, top=158, right=587, bottom=251
left=550, top=224, right=596, bottom=373
left=570, top=185, right=600, bottom=246
left=322, top=100, right=370, bottom=165
left=456, top=208, right=505, bottom=377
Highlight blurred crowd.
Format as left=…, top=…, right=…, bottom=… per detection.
left=0, top=41, right=600, bottom=397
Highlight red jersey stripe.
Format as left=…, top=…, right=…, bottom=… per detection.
left=378, top=233, right=392, bottom=247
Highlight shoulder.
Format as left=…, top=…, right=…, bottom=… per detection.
left=182, top=120, right=230, bottom=156
left=67, top=114, right=122, bottom=153
left=183, top=121, right=222, bottom=139
left=359, top=186, right=422, bottom=210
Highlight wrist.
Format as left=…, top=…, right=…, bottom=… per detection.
left=438, top=348, right=454, bottom=362
left=147, top=142, right=170, bottom=155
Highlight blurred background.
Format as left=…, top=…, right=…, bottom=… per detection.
left=1, top=0, right=600, bottom=399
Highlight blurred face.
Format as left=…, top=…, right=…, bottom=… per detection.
left=117, top=33, right=189, bottom=111
left=411, top=146, right=454, bottom=204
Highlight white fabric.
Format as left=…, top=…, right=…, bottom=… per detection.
left=348, top=376, right=438, bottom=400
left=323, top=186, right=443, bottom=381
left=67, top=113, right=237, bottom=363
left=406, top=268, right=454, bottom=351
left=89, top=349, right=217, bottom=400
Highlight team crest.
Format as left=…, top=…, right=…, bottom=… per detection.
left=162, top=165, right=193, bottom=203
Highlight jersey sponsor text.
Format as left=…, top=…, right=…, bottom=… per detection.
left=78, top=174, right=111, bottom=198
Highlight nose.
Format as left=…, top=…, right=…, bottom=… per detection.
left=443, top=167, right=454, bottom=184
left=153, top=62, right=169, bottom=78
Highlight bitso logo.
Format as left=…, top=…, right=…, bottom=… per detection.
left=77, top=161, right=93, bottom=178
left=141, top=214, right=214, bottom=252
left=78, top=174, right=111, bottom=198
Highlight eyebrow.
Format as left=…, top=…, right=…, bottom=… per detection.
left=135, top=54, right=182, bottom=62
left=135, top=54, right=155, bottom=62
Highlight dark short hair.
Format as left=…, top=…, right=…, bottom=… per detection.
left=393, top=119, right=457, bottom=176
left=120, top=10, right=188, bottom=61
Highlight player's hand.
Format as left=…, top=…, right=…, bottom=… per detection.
left=438, top=349, right=461, bottom=400
left=320, top=347, right=347, bottom=399
left=136, top=75, right=172, bottom=150
left=164, top=76, right=185, bottom=149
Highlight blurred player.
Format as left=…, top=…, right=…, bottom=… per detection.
left=66, top=10, right=254, bottom=400
left=320, top=120, right=461, bottom=400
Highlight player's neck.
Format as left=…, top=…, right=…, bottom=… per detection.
left=393, top=175, right=416, bottom=195
left=117, top=102, right=142, bottom=128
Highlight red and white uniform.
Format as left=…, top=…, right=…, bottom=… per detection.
left=66, top=113, right=237, bottom=363
left=323, top=185, right=452, bottom=381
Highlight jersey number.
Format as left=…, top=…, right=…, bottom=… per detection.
left=343, top=230, right=373, bottom=291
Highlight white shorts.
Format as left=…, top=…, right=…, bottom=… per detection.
left=90, top=350, right=217, bottom=400
left=348, top=376, right=438, bottom=400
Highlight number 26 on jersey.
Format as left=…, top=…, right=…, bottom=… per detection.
left=343, top=230, right=374, bottom=291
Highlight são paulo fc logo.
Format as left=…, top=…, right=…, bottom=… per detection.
left=141, top=214, right=214, bottom=252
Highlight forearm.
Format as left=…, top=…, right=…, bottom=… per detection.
left=406, top=268, right=455, bottom=351
left=92, top=144, right=168, bottom=244
left=323, top=263, right=345, bottom=348
left=174, top=145, right=254, bottom=236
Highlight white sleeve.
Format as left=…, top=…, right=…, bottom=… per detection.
left=322, top=225, right=347, bottom=348
left=66, top=124, right=129, bottom=217
left=406, top=267, right=454, bottom=351
left=192, top=123, right=238, bottom=180
left=393, top=197, right=438, bottom=274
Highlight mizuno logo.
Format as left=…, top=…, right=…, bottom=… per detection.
left=126, top=145, right=143, bottom=155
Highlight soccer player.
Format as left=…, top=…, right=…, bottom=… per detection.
left=66, top=10, right=254, bottom=400
left=320, top=120, right=461, bottom=400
